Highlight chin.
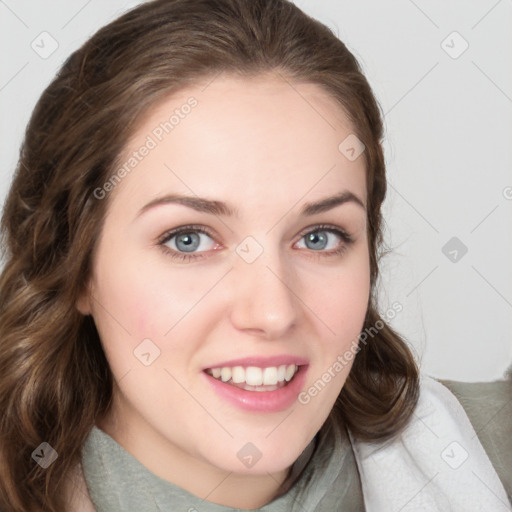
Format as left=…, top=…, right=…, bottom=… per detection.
left=204, top=434, right=309, bottom=477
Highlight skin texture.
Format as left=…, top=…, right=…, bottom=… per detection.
left=77, top=72, right=370, bottom=509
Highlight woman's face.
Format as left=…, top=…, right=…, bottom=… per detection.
left=80, top=73, right=370, bottom=487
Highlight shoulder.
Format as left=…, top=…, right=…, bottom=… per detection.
left=349, top=375, right=511, bottom=509
left=438, top=377, right=512, bottom=499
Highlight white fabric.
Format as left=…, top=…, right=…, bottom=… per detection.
left=351, top=375, right=511, bottom=511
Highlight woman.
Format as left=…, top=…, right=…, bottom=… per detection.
left=0, top=0, right=509, bottom=510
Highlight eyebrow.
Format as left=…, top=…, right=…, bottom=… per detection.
left=301, top=191, right=365, bottom=215
left=136, top=190, right=365, bottom=219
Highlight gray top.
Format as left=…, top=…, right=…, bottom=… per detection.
left=81, top=378, right=512, bottom=510
left=440, top=378, right=512, bottom=501
left=82, top=417, right=364, bottom=511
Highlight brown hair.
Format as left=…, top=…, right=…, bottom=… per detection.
left=0, top=0, right=419, bottom=509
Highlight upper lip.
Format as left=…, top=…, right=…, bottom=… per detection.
left=203, top=355, right=309, bottom=370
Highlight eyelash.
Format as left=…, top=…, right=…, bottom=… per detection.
left=157, top=223, right=354, bottom=262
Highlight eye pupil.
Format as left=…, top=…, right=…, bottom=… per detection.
left=176, top=232, right=200, bottom=252
left=306, top=231, right=328, bottom=250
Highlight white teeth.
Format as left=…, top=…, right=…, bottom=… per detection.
left=262, top=367, right=278, bottom=385
left=231, top=366, right=245, bottom=383
left=285, top=364, right=296, bottom=382
left=208, top=364, right=299, bottom=386
left=220, top=367, right=231, bottom=382
left=246, top=367, right=263, bottom=386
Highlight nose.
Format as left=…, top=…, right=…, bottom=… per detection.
left=228, top=247, right=300, bottom=339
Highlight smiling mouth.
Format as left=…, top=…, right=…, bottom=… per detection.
left=204, top=364, right=301, bottom=392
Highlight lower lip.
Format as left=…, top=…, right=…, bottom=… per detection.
left=202, top=366, right=309, bottom=413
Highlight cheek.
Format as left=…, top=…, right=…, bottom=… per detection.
left=296, top=262, right=370, bottom=429
left=92, top=246, right=177, bottom=334
left=300, top=257, right=370, bottom=410
left=90, top=250, right=214, bottom=371
left=88, top=250, right=165, bottom=362
left=311, top=254, right=371, bottom=345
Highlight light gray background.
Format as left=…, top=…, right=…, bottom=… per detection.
left=1, top=0, right=511, bottom=381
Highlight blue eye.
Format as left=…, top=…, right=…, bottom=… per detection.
left=157, top=224, right=354, bottom=262
left=300, top=230, right=339, bottom=251
left=159, top=226, right=217, bottom=259
left=172, top=232, right=204, bottom=252
left=299, top=226, right=352, bottom=254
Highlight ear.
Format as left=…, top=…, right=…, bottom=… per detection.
left=76, top=282, right=93, bottom=316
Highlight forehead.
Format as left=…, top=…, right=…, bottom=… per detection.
left=108, top=73, right=367, bottom=217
